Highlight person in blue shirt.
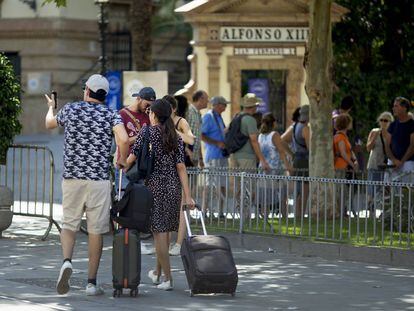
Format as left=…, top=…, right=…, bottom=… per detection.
left=201, top=96, right=230, bottom=218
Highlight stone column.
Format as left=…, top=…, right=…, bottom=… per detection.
left=206, top=45, right=223, bottom=97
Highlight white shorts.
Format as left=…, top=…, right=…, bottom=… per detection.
left=386, top=160, right=414, bottom=183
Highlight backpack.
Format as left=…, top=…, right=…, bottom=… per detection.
left=223, top=113, right=249, bottom=156
left=110, top=182, right=153, bottom=233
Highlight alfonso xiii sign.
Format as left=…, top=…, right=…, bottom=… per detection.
left=220, top=27, right=309, bottom=42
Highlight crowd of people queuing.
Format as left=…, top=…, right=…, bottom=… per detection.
left=44, top=73, right=413, bottom=296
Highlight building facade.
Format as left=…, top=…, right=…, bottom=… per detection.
left=176, top=0, right=347, bottom=128
left=0, top=0, right=191, bottom=134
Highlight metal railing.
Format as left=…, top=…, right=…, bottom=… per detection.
left=187, top=168, right=414, bottom=249
left=0, top=145, right=60, bottom=240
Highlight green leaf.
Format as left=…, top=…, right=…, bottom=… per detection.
left=42, top=0, right=67, bottom=7
left=0, top=53, right=22, bottom=162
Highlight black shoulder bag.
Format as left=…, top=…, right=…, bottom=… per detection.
left=379, top=132, right=388, bottom=165
left=126, top=126, right=155, bottom=182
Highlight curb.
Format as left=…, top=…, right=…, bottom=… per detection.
left=217, top=232, right=414, bottom=268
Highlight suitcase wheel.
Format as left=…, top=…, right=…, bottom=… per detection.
left=130, top=288, right=138, bottom=297
left=113, top=289, right=122, bottom=298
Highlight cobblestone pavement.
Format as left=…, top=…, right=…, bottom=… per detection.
left=1, top=216, right=414, bottom=311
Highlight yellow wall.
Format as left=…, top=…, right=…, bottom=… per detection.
left=219, top=46, right=234, bottom=125
left=296, top=46, right=309, bottom=106
left=300, top=68, right=310, bottom=106
left=195, top=46, right=209, bottom=93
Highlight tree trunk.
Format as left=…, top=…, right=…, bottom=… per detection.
left=130, top=0, right=153, bottom=71
left=305, top=0, right=335, bottom=179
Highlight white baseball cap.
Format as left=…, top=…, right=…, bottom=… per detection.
left=85, top=74, right=109, bottom=94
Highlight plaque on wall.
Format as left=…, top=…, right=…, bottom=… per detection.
left=234, top=47, right=296, bottom=56
left=27, top=72, right=51, bottom=95
left=220, top=27, right=309, bottom=42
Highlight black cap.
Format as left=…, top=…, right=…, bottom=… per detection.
left=132, top=87, right=156, bottom=101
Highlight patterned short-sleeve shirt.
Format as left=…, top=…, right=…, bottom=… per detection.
left=56, top=101, right=122, bottom=180
left=186, top=104, right=202, bottom=162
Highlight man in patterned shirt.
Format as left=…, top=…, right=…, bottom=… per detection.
left=186, top=90, right=209, bottom=167
left=45, top=74, right=129, bottom=296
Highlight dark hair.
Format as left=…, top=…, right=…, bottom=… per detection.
left=252, top=111, right=263, bottom=130
left=335, top=113, right=352, bottom=131
left=162, top=95, right=177, bottom=110
left=395, top=96, right=411, bottom=111
left=174, top=95, right=189, bottom=118
left=260, top=113, right=276, bottom=134
left=89, top=89, right=107, bottom=102
left=192, top=90, right=205, bottom=102
left=292, top=107, right=301, bottom=122
left=340, top=96, right=354, bottom=111
left=151, top=99, right=178, bottom=154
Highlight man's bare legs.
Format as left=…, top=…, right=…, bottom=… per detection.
left=87, top=233, right=103, bottom=280
left=57, top=229, right=76, bottom=295
left=60, top=229, right=76, bottom=260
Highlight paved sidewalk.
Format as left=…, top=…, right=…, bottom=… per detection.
left=1, top=216, right=414, bottom=310
left=2, top=134, right=414, bottom=310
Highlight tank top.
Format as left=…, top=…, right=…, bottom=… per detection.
left=367, top=129, right=387, bottom=170
left=292, top=122, right=308, bottom=157
left=174, top=117, right=194, bottom=166
left=258, top=131, right=283, bottom=170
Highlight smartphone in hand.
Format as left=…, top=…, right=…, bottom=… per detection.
left=51, top=91, right=57, bottom=109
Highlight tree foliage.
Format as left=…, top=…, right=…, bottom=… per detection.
left=42, top=0, right=66, bottom=7
left=152, top=0, right=191, bottom=37
left=0, top=54, right=22, bottom=164
left=333, top=0, right=414, bottom=140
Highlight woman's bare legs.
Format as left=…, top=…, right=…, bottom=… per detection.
left=153, top=232, right=172, bottom=282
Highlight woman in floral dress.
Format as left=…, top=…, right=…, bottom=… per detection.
left=126, top=98, right=194, bottom=291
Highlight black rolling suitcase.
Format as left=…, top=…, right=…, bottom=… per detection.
left=180, top=205, right=238, bottom=297
left=111, top=170, right=141, bottom=298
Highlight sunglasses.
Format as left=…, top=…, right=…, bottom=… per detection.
left=379, top=119, right=390, bottom=123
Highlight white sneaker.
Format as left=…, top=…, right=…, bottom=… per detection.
left=86, top=283, right=105, bottom=296
left=156, top=280, right=173, bottom=291
left=56, top=261, right=72, bottom=295
left=148, top=270, right=160, bottom=285
left=169, top=243, right=181, bottom=256
left=141, top=243, right=155, bottom=255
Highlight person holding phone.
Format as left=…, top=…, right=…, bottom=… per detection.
left=45, top=74, right=129, bottom=296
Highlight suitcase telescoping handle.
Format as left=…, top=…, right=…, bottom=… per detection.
left=182, top=204, right=207, bottom=237
left=118, top=169, right=123, bottom=200
left=115, top=169, right=123, bottom=231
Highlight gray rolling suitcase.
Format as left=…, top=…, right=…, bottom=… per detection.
left=180, top=205, right=238, bottom=297
left=112, top=170, right=141, bottom=297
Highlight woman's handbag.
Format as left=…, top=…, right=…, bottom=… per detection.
left=126, top=126, right=155, bottom=182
